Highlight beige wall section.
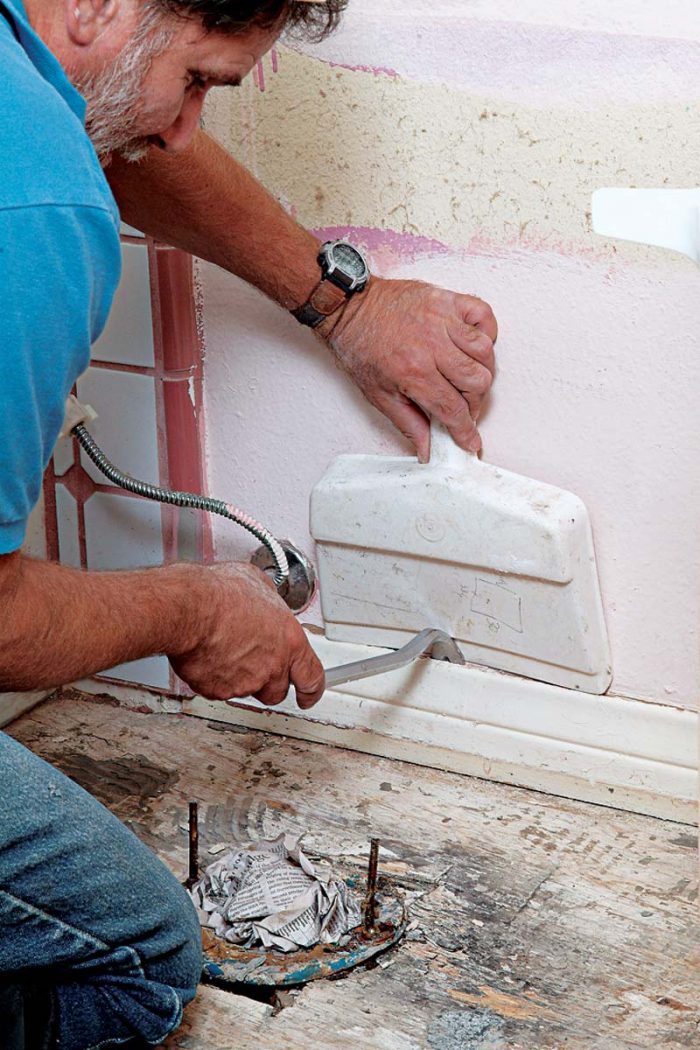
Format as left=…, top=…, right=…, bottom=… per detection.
left=205, top=48, right=699, bottom=266
left=200, top=7, right=700, bottom=712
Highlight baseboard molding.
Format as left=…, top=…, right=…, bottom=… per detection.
left=76, top=633, right=698, bottom=826
left=0, top=691, right=53, bottom=729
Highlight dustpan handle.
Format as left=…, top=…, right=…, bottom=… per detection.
left=428, top=420, right=478, bottom=468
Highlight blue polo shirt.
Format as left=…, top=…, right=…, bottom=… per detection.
left=0, top=0, right=121, bottom=553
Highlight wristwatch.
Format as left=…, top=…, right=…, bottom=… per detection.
left=292, top=240, right=370, bottom=328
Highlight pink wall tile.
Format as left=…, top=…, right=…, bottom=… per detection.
left=84, top=491, right=164, bottom=570
left=76, top=368, right=160, bottom=488
left=52, top=436, right=74, bottom=477
left=43, top=241, right=208, bottom=695
left=102, top=655, right=171, bottom=690
left=92, top=243, right=155, bottom=367
left=119, top=222, right=146, bottom=239
left=55, top=484, right=81, bottom=569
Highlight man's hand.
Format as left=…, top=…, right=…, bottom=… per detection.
left=0, top=553, right=325, bottom=710
left=318, top=278, right=497, bottom=462
left=170, top=563, right=325, bottom=709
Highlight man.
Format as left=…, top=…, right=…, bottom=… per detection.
left=0, top=0, right=497, bottom=1044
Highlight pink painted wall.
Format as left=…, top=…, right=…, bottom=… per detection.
left=200, top=2, right=700, bottom=711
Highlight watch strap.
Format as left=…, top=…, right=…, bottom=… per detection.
left=292, top=277, right=353, bottom=329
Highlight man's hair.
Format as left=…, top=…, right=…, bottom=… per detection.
left=154, top=0, right=348, bottom=39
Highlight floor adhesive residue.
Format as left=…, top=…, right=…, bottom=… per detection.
left=427, top=1008, right=505, bottom=1049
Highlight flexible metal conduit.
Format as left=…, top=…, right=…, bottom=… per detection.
left=72, top=423, right=290, bottom=590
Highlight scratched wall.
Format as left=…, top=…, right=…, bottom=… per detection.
left=199, top=1, right=700, bottom=711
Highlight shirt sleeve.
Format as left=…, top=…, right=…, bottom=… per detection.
left=0, top=203, right=120, bottom=552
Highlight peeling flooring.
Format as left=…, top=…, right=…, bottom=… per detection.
left=6, top=690, right=700, bottom=1049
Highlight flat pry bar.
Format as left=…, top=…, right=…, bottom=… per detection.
left=324, top=628, right=465, bottom=690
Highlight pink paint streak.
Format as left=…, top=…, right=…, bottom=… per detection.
left=256, top=59, right=265, bottom=92
left=271, top=47, right=278, bottom=74
left=312, top=225, right=449, bottom=267
left=312, top=225, right=614, bottom=273
left=291, top=19, right=700, bottom=107
left=327, top=60, right=399, bottom=79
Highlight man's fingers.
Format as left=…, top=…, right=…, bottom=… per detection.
left=255, top=674, right=291, bottom=707
left=437, top=350, right=493, bottom=422
left=447, top=320, right=496, bottom=377
left=373, top=391, right=431, bottom=462
left=458, top=294, right=498, bottom=343
left=402, top=375, right=481, bottom=454
left=290, top=643, right=326, bottom=710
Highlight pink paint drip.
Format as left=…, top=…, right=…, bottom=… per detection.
left=271, top=47, right=278, bottom=74
left=327, top=59, right=399, bottom=79
left=256, top=59, right=265, bottom=92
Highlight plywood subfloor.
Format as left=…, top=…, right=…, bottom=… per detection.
left=6, top=689, right=700, bottom=1049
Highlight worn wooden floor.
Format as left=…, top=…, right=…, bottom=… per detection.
left=7, top=690, right=700, bottom=1049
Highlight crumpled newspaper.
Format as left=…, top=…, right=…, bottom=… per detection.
left=188, top=833, right=362, bottom=953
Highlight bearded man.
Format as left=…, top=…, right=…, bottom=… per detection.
left=0, top=0, right=497, bottom=1045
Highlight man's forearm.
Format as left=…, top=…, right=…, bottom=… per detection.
left=0, top=552, right=325, bottom=705
left=0, top=553, right=196, bottom=691
left=106, top=131, right=321, bottom=310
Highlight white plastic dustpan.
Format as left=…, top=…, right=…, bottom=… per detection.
left=310, top=422, right=612, bottom=693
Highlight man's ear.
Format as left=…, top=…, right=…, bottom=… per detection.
left=65, top=0, right=119, bottom=46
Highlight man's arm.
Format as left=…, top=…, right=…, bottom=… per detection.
left=108, top=130, right=321, bottom=309
left=107, top=131, right=497, bottom=461
left=0, top=189, right=324, bottom=711
left=0, top=552, right=324, bottom=708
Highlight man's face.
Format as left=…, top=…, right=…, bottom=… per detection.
left=73, top=11, right=278, bottom=162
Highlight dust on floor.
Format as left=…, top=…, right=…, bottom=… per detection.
left=6, top=690, right=700, bottom=1050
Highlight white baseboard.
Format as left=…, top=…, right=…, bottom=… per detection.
left=0, top=691, right=52, bottom=729
left=76, top=634, right=698, bottom=826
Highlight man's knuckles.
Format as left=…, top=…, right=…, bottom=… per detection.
left=463, top=327, right=494, bottom=354
left=460, top=296, right=498, bottom=337
left=462, top=366, right=492, bottom=398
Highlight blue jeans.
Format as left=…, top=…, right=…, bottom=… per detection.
left=0, top=731, right=202, bottom=1049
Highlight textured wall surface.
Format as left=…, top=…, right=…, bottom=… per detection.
left=200, top=2, right=700, bottom=710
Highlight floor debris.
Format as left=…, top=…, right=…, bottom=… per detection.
left=9, top=691, right=700, bottom=1049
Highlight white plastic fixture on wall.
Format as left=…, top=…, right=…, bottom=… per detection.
left=592, top=187, right=700, bottom=264
left=311, top=421, right=612, bottom=693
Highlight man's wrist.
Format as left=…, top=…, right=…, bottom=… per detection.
left=313, top=279, right=370, bottom=342
left=291, top=240, right=370, bottom=330
left=291, top=277, right=348, bottom=328
left=159, top=562, right=211, bottom=658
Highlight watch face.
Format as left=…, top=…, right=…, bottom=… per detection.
left=322, top=241, right=369, bottom=292
left=333, top=242, right=367, bottom=280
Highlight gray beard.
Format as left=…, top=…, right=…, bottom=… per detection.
left=71, top=17, right=174, bottom=165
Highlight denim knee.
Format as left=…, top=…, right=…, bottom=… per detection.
left=143, top=880, right=203, bottom=1006
left=51, top=885, right=204, bottom=1049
